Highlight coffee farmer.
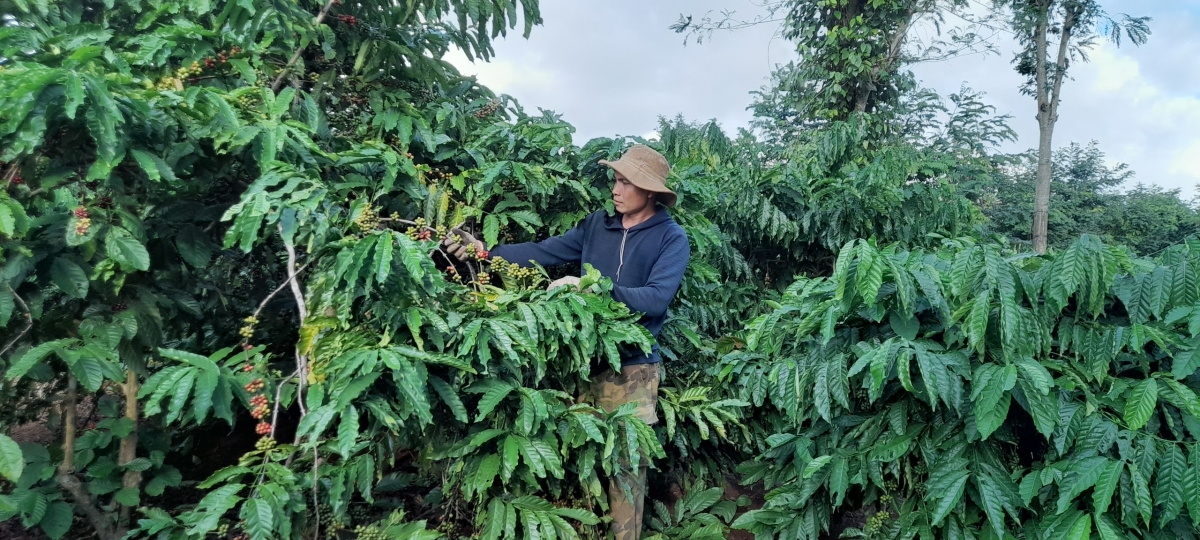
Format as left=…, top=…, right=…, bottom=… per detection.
left=444, top=144, right=690, bottom=540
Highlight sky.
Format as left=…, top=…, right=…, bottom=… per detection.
left=446, top=0, right=1200, bottom=196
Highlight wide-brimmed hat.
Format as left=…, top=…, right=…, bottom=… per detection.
left=598, top=144, right=677, bottom=207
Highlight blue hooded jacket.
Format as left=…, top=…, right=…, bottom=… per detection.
left=489, top=206, right=690, bottom=365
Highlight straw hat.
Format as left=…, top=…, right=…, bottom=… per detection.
left=598, top=145, right=677, bottom=207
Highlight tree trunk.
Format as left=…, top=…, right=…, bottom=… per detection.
left=117, top=369, right=141, bottom=532
left=1032, top=119, right=1054, bottom=253
left=1030, top=1, right=1075, bottom=254
left=57, top=375, right=118, bottom=540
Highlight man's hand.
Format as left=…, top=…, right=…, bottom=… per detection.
left=441, top=228, right=484, bottom=262
left=546, top=276, right=581, bottom=291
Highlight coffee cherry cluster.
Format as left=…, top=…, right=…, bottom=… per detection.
left=477, top=272, right=490, bottom=285
left=249, top=393, right=270, bottom=419
left=489, top=256, right=540, bottom=289
left=245, top=377, right=265, bottom=392
left=203, top=47, right=242, bottom=69
left=353, top=525, right=385, bottom=540
left=73, top=206, right=91, bottom=236
left=336, top=14, right=358, bottom=26
left=349, top=505, right=370, bottom=523
left=255, top=437, right=276, bottom=451
left=354, top=203, right=380, bottom=231
left=419, top=165, right=455, bottom=183
left=111, top=302, right=127, bottom=313
left=315, top=504, right=334, bottom=527
left=239, top=316, right=257, bottom=339
left=217, top=523, right=229, bottom=537
left=465, top=243, right=488, bottom=261
left=864, top=511, right=891, bottom=535
left=474, top=98, right=502, bottom=119
left=243, top=363, right=255, bottom=373
left=9, top=173, right=23, bottom=186
left=255, top=421, right=271, bottom=435
left=404, top=226, right=433, bottom=242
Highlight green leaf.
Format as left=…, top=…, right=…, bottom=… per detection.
left=50, top=257, right=89, bottom=298
left=121, top=457, right=153, bottom=472
left=929, top=470, right=969, bottom=526
left=802, top=455, right=832, bottom=479
left=241, top=498, right=274, bottom=540
left=130, top=149, right=176, bottom=182
left=375, top=233, right=394, bottom=282
left=1016, top=357, right=1054, bottom=394
left=973, top=390, right=1010, bottom=441
left=482, top=497, right=506, bottom=540
left=1056, top=457, right=1107, bottom=515
left=1123, top=379, right=1158, bottom=430
left=484, top=214, right=500, bottom=248
left=337, top=406, right=359, bottom=459
left=0, top=434, right=23, bottom=482
left=1174, top=347, right=1200, bottom=380
left=965, top=290, right=990, bottom=353
left=105, top=227, right=150, bottom=271
left=429, top=375, right=468, bottom=423
left=976, top=473, right=1009, bottom=538
left=0, top=204, right=12, bottom=237
left=889, top=312, right=919, bottom=341
left=186, top=484, right=244, bottom=535
left=1153, top=445, right=1187, bottom=525
left=7, top=339, right=75, bottom=379
left=175, top=226, right=213, bottom=268
left=473, top=454, right=500, bottom=497
left=1092, top=460, right=1122, bottom=514
left=1064, top=514, right=1092, bottom=540
left=501, top=435, right=520, bottom=483
left=114, top=487, right=139, bottom=506
left=1131, top=466, right=1152, bottom=526
left=38, top=502, right=72, bottom=540
left=475, top=383, right=514, bottom=421
left=1092, top=513, right=1126, bottom=540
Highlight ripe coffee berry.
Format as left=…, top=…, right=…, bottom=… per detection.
left=73, top=206, right=89, bottom=219
left=111, top=302, right=127, bottom=312
left=255, top=422, right=271, bottom=435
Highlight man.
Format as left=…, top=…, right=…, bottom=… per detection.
left=443, top=144, right=690, bottom=540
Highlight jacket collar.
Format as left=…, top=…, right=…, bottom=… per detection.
left=603, top=205, right=672, bottom=231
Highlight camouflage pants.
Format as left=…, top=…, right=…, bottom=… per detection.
left=589, top=363, right=661, bottom=540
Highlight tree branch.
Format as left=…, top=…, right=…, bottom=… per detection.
left=271, top=0, right=339, bottom=93
left=0, top=285, right=33, bottom=359
left=1034, top=1, right=1051, bottom=120
left=1048, top=5, right=1078, bottom=121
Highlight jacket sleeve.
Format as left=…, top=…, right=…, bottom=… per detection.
left=611, top=230, right=690, bottom=318
left=488, top=215, right=588, bottom=268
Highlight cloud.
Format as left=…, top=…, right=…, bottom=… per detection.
left=447, top=0, right=1200, bottom=195
left=447, top=0, right=796, bottom=142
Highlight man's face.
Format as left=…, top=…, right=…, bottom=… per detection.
left=612, top=171, right=652, bottom=214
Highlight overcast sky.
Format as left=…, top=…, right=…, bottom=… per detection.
left=446, top=1, right=1200, bottom=196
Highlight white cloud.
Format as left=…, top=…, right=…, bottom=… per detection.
left=446, top=0, right=1200, bottom=195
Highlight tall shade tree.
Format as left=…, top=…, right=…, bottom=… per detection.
left=994, top=0, right=1150, bottom=253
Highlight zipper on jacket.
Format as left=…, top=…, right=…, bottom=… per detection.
left=616, top=228, right=628, bottom=283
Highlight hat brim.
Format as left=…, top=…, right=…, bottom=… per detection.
left=599, top=159, right=678, bottom=207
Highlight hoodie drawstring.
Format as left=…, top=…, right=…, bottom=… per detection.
left=616, top=228, right=628, bottom=283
